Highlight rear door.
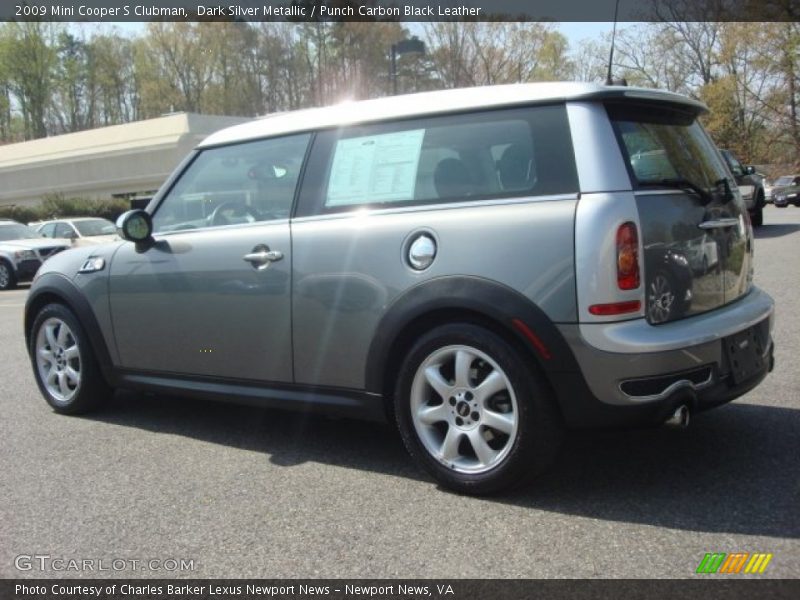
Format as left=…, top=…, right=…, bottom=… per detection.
left=608, top=102, right=752, bottom=324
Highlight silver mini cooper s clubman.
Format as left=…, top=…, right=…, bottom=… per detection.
left=25, top=83, right=775, bottom=494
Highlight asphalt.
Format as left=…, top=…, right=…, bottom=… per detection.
left=0, top=206, right=797, bottom=579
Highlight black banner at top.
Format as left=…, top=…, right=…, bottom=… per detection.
left=4, top=0, right=800, bottom=22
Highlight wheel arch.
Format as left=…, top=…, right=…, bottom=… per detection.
left=25, top=273, right=114, bottom=382
left=365, top=276, right=580, bottom=420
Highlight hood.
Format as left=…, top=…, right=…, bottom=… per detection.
left=0, top=237, right=71, bottom=251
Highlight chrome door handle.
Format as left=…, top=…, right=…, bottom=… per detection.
left=698, top=218, right=739, bottom=230
left=243, top=247, right=283, bottom=266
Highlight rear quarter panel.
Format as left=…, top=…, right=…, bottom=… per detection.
left=291, top=198, right=577, bottom=389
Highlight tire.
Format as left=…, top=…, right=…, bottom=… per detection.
left=0, top=260, right=16, bottom=291
left=751, top=206, right=763, bottom=227
left=394, top=323, right=562, bottom=495
left=29, top=303, right=111, bottom=414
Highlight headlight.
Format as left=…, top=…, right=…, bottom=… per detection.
left=13, top=250, right=37, bottom=261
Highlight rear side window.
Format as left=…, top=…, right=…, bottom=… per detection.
left=298, top=105, right=577, bottom=215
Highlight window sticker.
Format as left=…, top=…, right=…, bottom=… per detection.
left=326, top=129, right=426, bottom=206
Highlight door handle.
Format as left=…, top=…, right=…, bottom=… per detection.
left=243, top=245, right=283, bottom=267
left=698, top=218, right=739, bottom=230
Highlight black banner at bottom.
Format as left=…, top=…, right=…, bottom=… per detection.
left=2, top=579, right=799, bottom=600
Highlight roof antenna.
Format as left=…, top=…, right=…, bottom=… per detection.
left=605, top=0, right=621, bottom=85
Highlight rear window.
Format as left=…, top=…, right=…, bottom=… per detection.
left=608, top=103, right=730, bottom=192
left=298, top=105, right=578, bottom=215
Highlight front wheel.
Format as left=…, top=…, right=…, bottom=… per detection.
left=751, top=206, right=763, bottom=227
left=30, top=303, right=111, bottom=414
left=394, top=323, right=562, bottom=495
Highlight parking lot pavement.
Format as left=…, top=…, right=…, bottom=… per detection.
left=0, top=206, right=798, bottom=580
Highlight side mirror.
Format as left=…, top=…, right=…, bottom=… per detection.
left=745, top=165, right=756, bottom=175
left=116, top=210, right=153, bottom=245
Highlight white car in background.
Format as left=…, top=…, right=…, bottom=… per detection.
left=34, top=217, right=118, bottom=246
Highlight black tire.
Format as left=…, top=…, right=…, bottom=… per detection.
left=394, top=323, right=562, bottom=495
left=0, top=260, right=16, bottom=291
left=29, top=303, right=111, bottom=414
left=751, top=207, right=763, bottom=227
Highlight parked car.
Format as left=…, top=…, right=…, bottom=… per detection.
left=719, top=149, right=766, bottom=226
left=0, top=220, right=69, bottom=291
left=34, top=217, right=118, bottom=246
left=774, top=187, right=800, bottom=207
left=24, top=83, right=775, bottom=494
left=764, top=175, right=800, bottom=202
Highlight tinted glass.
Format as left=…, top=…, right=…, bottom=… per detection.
left=300, top=105, right=577, bottom=214
left=612, top=110, right=730, bottom=192
left=152, top=134, right=310, bottom=234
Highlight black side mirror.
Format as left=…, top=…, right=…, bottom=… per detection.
left=745, top=165, right=756, bottom=175
left=116, top=210, right=153, bottom=246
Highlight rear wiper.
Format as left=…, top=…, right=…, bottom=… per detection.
left=640, top=178, right=713, bottom=205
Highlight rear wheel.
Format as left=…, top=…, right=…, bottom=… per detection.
left=0, top=260, right=16, bottom=291
left=30, top=303, right=111, bottom=414
left=394, top=323, right=562, bottom=495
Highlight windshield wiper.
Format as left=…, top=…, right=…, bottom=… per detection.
left=640, top=178, right=713, bottom=205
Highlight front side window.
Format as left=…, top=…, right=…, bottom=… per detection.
left=54, top=223, right=75, bottom=238
left=38, top=223, right=56, bottom=238
left=301, top=105, right=577, bottom=214
left=152, top=134, right=311, bottom=234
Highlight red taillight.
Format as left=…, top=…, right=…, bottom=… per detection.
left=616, top=221, right=640, bottom=290
left=588, top=300, right=642, bottom=316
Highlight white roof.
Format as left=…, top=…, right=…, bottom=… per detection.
left=201, top=82, right=707, bottom=148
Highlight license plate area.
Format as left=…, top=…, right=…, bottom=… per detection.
left=724, top=326, right=765, bottom=384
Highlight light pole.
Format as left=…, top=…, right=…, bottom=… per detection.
left=390, top=37, right=425, bottom=95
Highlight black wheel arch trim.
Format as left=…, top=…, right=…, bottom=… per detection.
left=364, top=275, right=581, bottom=397
left=25, top=273, right=114, bottom=381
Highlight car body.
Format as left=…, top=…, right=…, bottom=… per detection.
left=719, top=149, right=766, bottom=225
left=34, top=217, right=118, bottom=246
left=764, top=175, right=800, bottom=202
left=24, top=83, right=775, bottom=494
left=771, top=175, right=800, bottom=207
left=0, top=220, right=70, bottom=290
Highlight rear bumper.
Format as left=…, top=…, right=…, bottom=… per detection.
left=553, top=287, right=775, bottom=428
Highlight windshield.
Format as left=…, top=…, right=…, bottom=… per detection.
left=0, top=223, right=42, bottom=241
left=775, top=176, right=796, bottom=186
left=609, top=104, right=730, bottom=193
left=74, top=219, right=116, bottom=237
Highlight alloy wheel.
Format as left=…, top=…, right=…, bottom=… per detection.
left=410, top=344, right=519, bottom=474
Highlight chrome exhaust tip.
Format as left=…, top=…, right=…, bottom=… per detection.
left=665, top=405, right=690, bottom=428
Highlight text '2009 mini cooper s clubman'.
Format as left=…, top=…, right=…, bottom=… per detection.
left=25, top=83, right=775, bottom=494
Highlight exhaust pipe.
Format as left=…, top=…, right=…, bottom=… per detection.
left=665, top=405, right=690, bottom=428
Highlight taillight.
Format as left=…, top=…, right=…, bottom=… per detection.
left=616, top=221, right=640, bottom=290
